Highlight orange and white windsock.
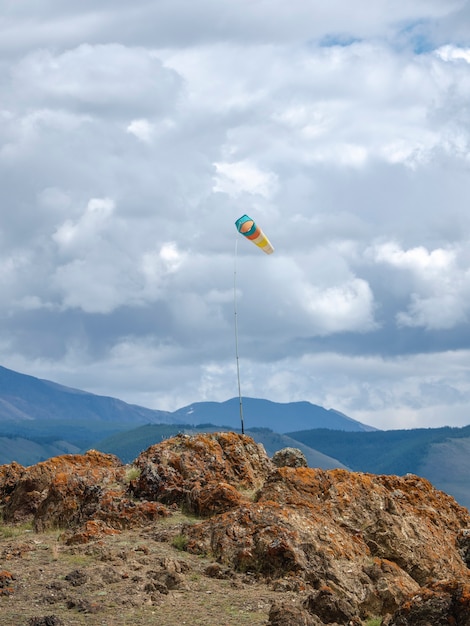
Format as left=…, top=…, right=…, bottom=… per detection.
left=235, top=214, right=274, bottom=254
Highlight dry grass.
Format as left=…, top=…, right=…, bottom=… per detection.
left=0, top=513, right=296, bottom=626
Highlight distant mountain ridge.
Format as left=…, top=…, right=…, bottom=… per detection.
left=0, top=365, right=373, bottom=433
left=0, top=365, right=373, bottom=466
left=172, top=397, right=376, bottom=433
left=0, top=365, right=176, bottom=425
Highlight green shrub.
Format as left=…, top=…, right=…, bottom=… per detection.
left=124, top=465, right=141, bottom=483
left=172, top=534, right=189, bottom=551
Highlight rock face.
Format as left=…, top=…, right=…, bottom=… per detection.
left=382, top=580, right=470, bottom=626
left=130, top=431, right=271, bottom=515
left=0, top=450, right=171, bottom=538
left=0, top=432, right=469, bottom=625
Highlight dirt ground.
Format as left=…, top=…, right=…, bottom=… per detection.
left=0, top=514, right=301, bottom=626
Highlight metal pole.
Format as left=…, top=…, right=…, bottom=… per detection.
left=234, top=238, right=245, bottom=434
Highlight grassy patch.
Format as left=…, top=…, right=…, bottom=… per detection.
left=0, top=520, right=33, bottom=538
left=172, top=533, right=189, bottom=551
left=124, top=465, right=141, bottom=483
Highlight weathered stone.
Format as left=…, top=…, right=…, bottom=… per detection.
left=0, top=450, right=124, bottom=525
left=0, top=569, right=15, bottom=595
left=64, top=569, right=88, bottom=586
left=189, top=480, right=244, bottom=516
left=0, top=449, right=175, bottom=539
left=185, top=461, right=470, bottom=619
left=130, top=432, right=272, bottom=512
left=267, top=600, right=322, bottom=625
left=185, top=502, right=306, bottom=576
left=258, top=467, right=470, bottom=584
left=457, top=528, right=470, bottom=567
left=62, top=520, right=121, bottom=545
left=304, top=586, right=357, bottom=623
left=383, top=580, right=470, bottom=626
left=204, top=563, right=233, bottom=579
left=272, top=447, right=308, bottom=468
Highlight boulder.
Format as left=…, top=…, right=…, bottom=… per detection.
left=383, top=580, right=470, bottom=626
left=268, top=600, right=321, bottom=626
left=130, top=432, right=272, bottom=513
left=272, top=447, right=308, bottom=468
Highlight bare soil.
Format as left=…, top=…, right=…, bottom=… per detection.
left=0, top=514, right=300, bottom=626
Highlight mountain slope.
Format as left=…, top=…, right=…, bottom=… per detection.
left=0, top=365, right=177, bottom=426
left=0, top=436, right=80, bottom=466
left=173, top=396, right=376, bottom=433
left=417, top=437, right=470, bottom=509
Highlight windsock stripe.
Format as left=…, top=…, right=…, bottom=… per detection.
left=246, top=226, right=262, bottom=241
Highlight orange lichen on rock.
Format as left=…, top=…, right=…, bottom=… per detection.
left=0, top=450, right=124, bottom=524
left=0, top=569, right=15, bottom=596
left=383, top=580, right=470, bottom=625
left=130, top=432, right=272, bottom=511
left=1, top=432, right=469, bottom=625
left=62, top=520, right=121, bottom=545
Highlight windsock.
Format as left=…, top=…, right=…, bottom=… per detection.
left=235, top=214, right=274, bottom=254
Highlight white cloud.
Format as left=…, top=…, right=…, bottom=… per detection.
left=397, top=293, right=468, bottom=330
left=371, top=242, right=456, bottom=277
left=213, top=160, right=278, bottom=198
left=52, top=259, right=124, bottom=314
left=11, top=44, right=182, bottom=116
left=303, top=278, right=377, bottom=334
left=140, top=242, right=187, bottom=297
left=1, top=0, right=464, bottom=54
left=53, top=198, right=115, bottom=254
left=126, top=118, right=155, bottom=143
left=436, top=45, right=470, bottom=63
left=369, top=241, right=470, bottom=330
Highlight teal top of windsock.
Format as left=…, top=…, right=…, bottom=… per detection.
left=235, top=214, right=256, bottom=236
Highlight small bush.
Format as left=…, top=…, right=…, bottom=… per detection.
left=172, top=534, right=189, bottom=551
left=124, top=466, right=141, bottom=483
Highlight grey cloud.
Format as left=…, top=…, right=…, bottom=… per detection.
left=1, top=0, right=464, bottom=53
left=11, top=45, right=183, bottom=117
left=1, top=1, right=470, bottom=428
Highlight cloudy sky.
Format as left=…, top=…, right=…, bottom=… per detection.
left=2, top=1, right=470, bottom=430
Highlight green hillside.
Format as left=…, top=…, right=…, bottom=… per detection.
left=0, top=436, right=80, bottom=466
left=287, top=425, right=470, bottom=475
left=416, top=437, right=470, bottom=509
left=96, top=423, right=200, bottom=462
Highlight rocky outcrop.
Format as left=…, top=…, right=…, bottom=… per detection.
left=0, top=450, right=124, bottom=524
left=382, top=580, right=470, bottom=625
left=0, top=450, right=172, bottom=536
left=0, top=432, right=469, bottom=625
left=130, top=432, right=271, bottom=512
left=272, top=447, right=308, bottom=468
